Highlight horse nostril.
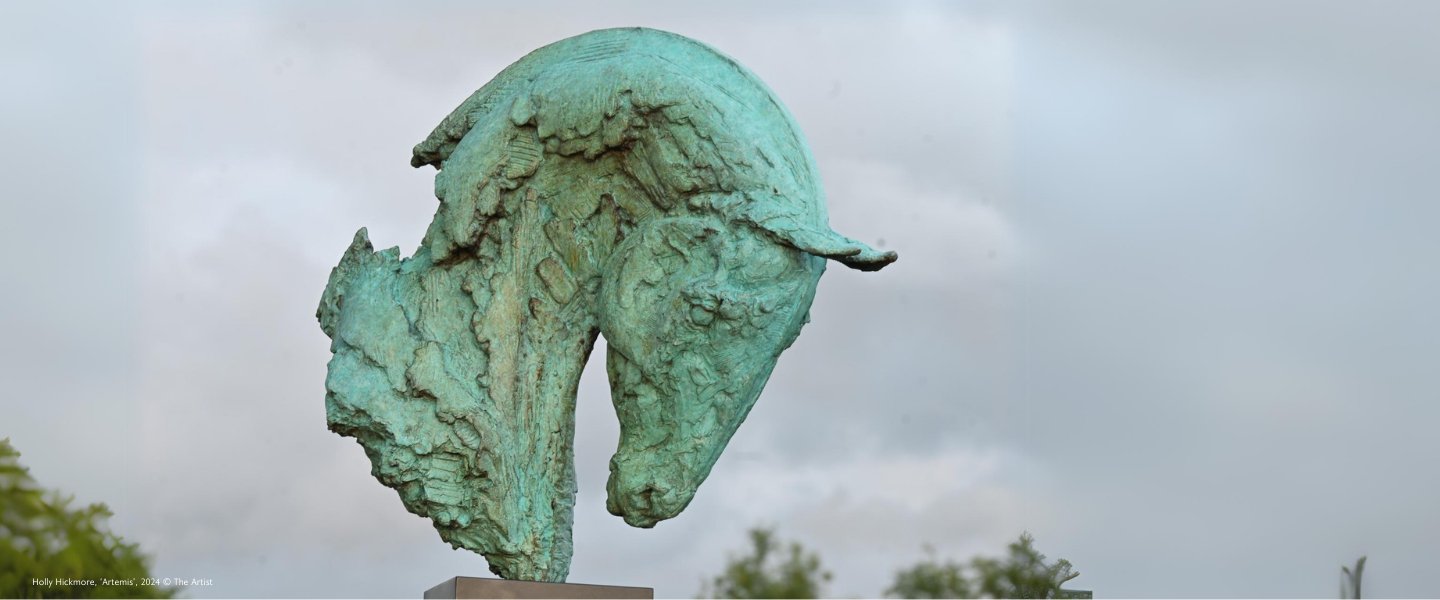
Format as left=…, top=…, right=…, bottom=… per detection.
left=635, top=484, right=656, bottom=510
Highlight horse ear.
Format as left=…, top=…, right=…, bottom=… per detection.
left=745, top=212, right=898, bottom=272
left=777, top=225, right=898, bottom=271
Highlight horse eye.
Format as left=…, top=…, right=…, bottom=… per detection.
left=689, top=305, right=715, bottom=325
left=718, top=301, right=745, bottom=320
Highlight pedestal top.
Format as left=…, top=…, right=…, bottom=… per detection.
left=424, top=576, right=654, bottom=599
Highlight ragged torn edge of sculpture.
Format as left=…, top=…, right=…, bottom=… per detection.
left=316, top=27, right=897, bottom=582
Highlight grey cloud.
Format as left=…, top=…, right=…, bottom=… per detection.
left=1000, top=1, right=1440, bottom=596
left=5, top=1, right=1439, bottom=598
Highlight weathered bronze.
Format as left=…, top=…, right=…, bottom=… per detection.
left=318, top=27, right=895, bottom=581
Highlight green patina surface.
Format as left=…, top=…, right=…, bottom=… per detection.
left=316, top=27, right=896, bottom=582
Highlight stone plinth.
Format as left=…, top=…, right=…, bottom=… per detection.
left=424, top=576, right=653, bottom=599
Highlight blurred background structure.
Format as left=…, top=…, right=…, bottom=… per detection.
left=3, top=1, right=1438, bottom=597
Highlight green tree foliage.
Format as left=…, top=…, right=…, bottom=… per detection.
left=885, top=545, right=971, bottom=599
left=0, top=438, right=178, bottom=599
left=1341, top=556, right=1366, bottom=599
left=700, top=527, right=833, bottom=599
left=887, top=532, right=1081, bottom=599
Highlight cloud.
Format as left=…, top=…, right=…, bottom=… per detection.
left=7, top=1, right=1440, bottom=598
left=823, top=156, right=1018, bottom=289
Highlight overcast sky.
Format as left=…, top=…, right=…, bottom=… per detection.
left=4, top=1, right=1439, bottom=598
